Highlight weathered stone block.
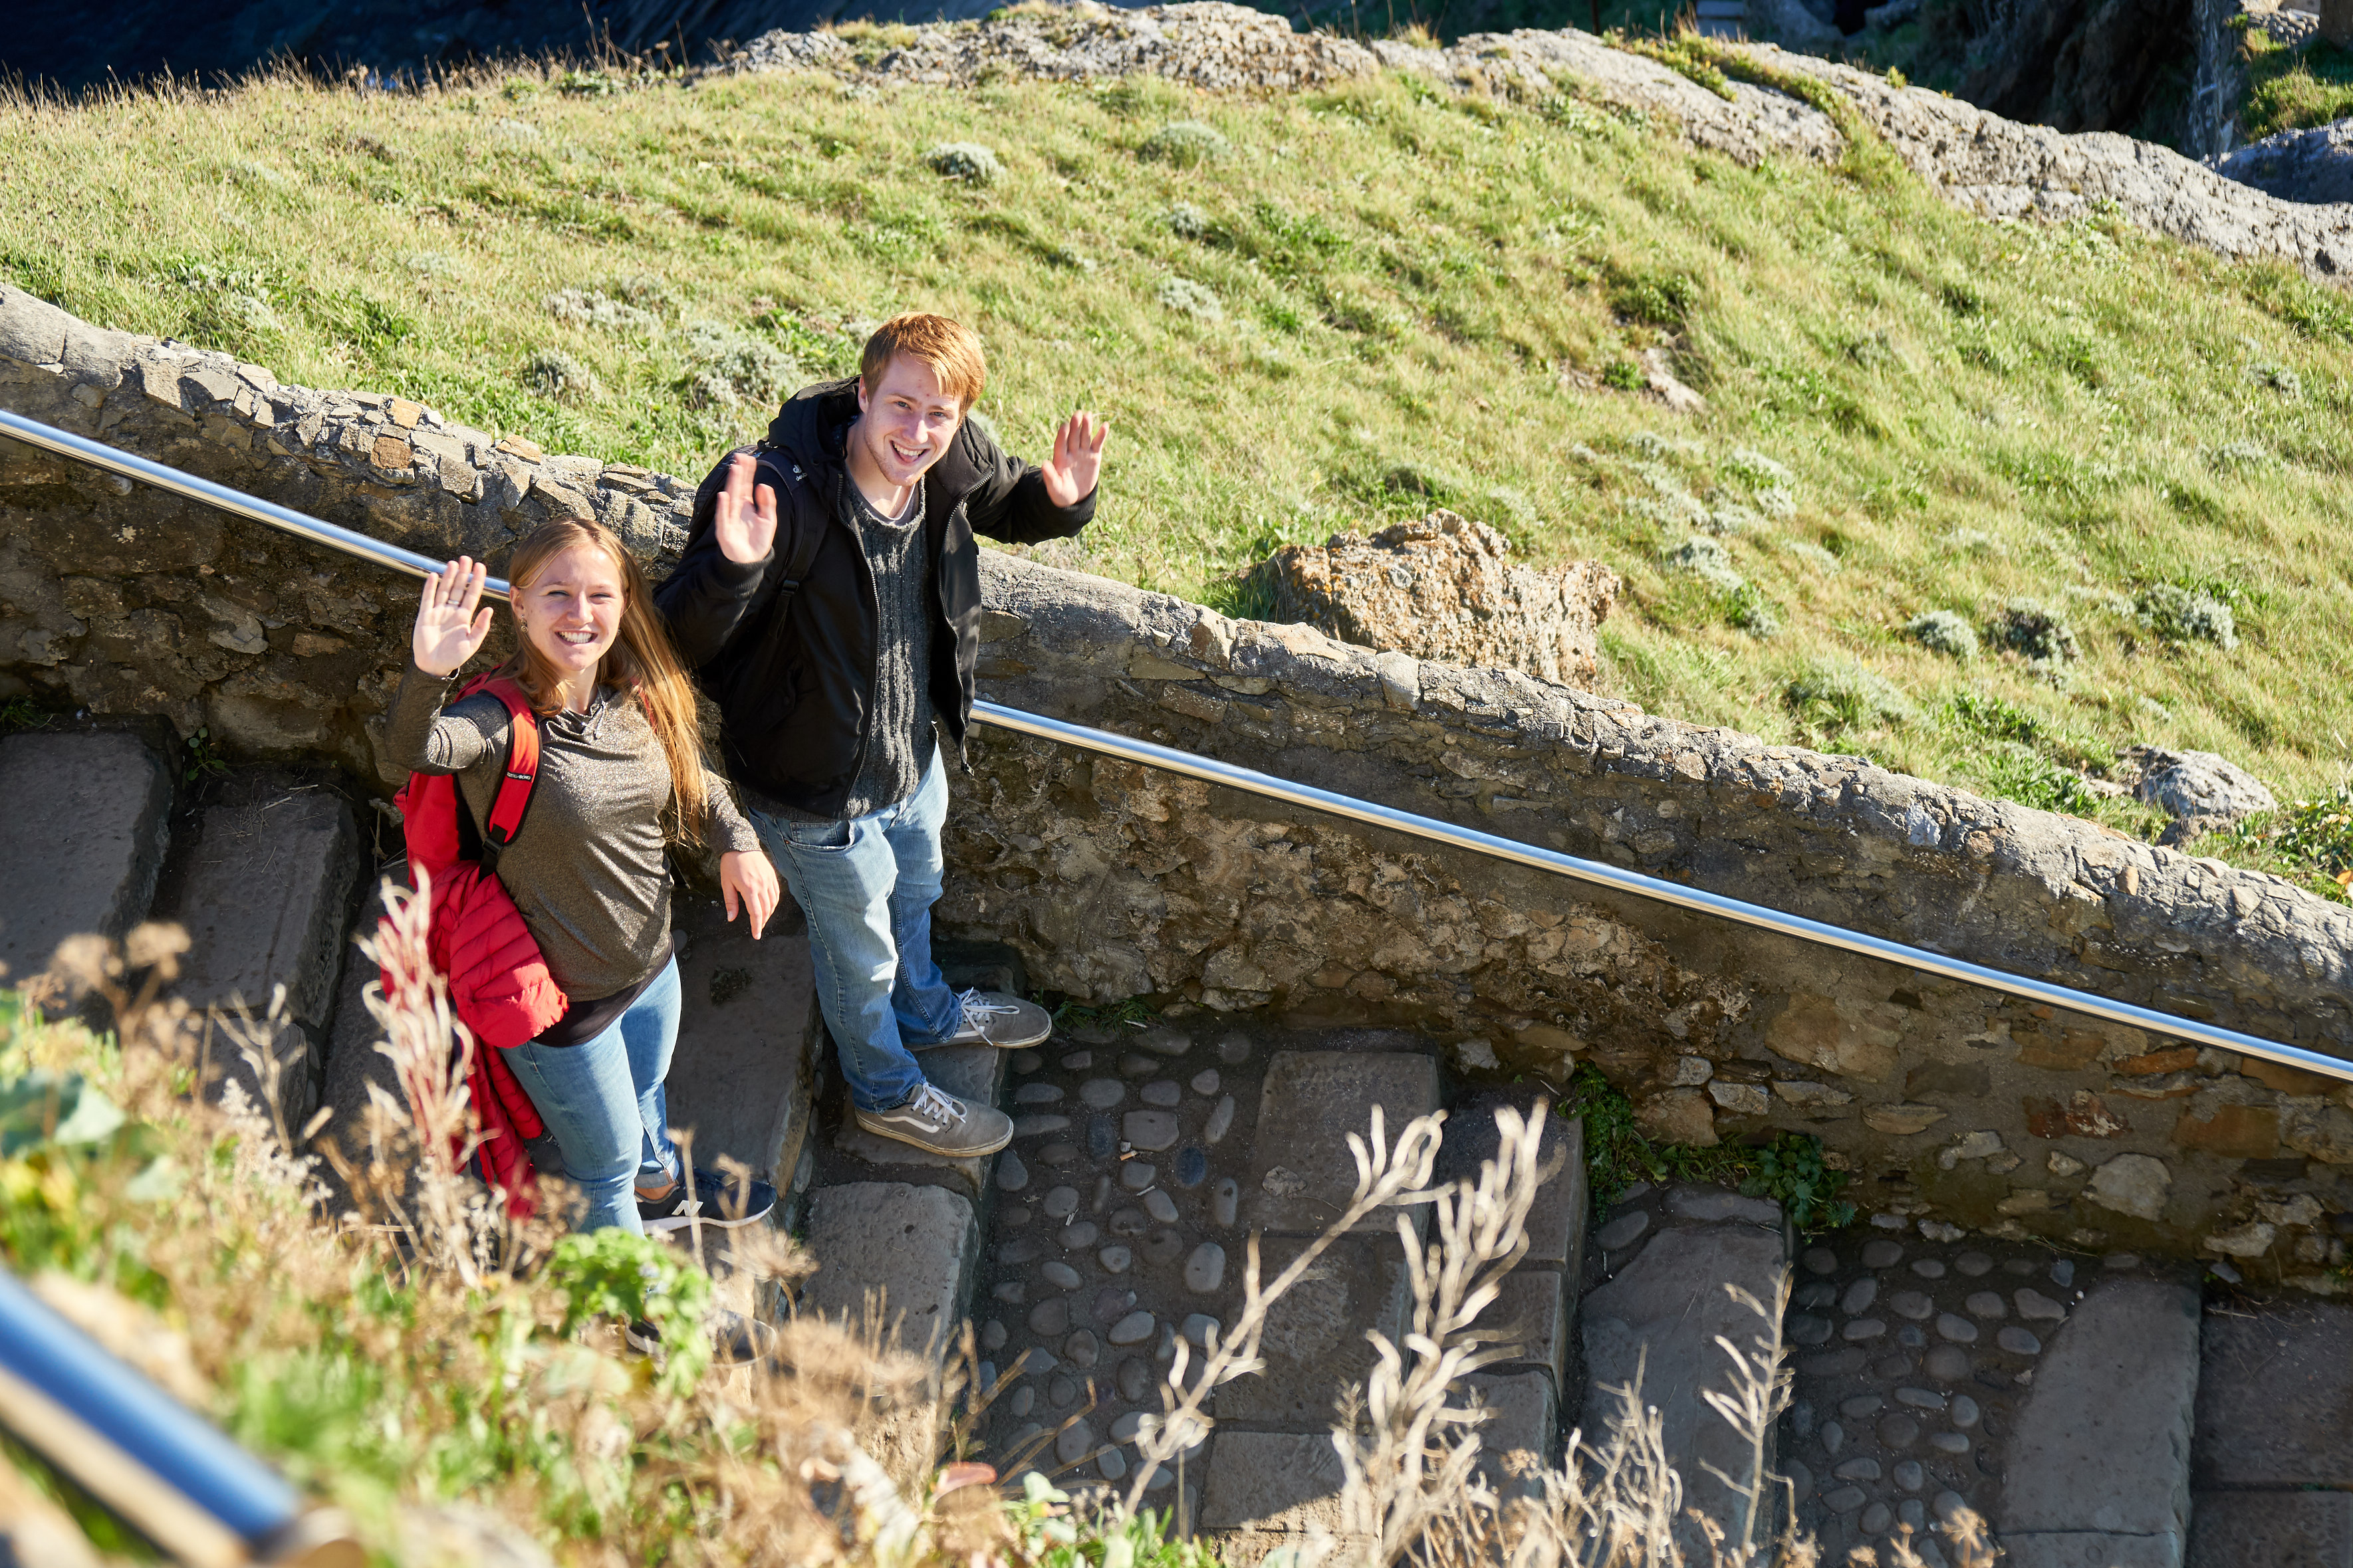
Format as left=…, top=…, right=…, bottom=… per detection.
left=1464, top=1371, right=1556, bottom=1502
left=1201, top=1430, right=1354, bottom=1533
left=1999, top=1281, right=2199, bottom=1553
left=2194, top=1302, right=2353, bottom=1488
left=667, top=892, right=818, bottom=1184
left=2187, top=1489, right=2353, bottom=1568
left=1485, top=1268, right=1569, bottom=1386
left=1210, top=1235, right=1409, bottom=1427
left=798, top=1180, right=978, bottom=1363
left=170, top=786, right=360, bottom=1028
left=1245, top=1051, right=1439, bottom=1235
left=0, top=732, right=171, bottom=986
left=1434, top=1096, right=1587, bottom=1269
left=1578, top=1216, right=1787, bottom=1553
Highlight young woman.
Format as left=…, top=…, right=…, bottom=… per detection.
left=386, top=516, right=782, bottom=1240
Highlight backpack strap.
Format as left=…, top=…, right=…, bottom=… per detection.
left=464, top=677, right=543, bottom=875
left=757, top=445, right=828, bottom=606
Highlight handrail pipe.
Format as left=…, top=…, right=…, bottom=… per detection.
left=6, top=406, right=2350, bottom=1084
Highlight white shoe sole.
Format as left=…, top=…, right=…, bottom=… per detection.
left=853, top=1111, right=1013, bottom=1157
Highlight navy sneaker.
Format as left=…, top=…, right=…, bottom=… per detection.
left=637, top=1168, right=778, bottom=1234
left=636, top=1179, right=703, bottom=1236
left=691, top=1166, right=777, bottom=1229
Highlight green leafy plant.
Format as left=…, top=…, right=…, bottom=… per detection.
left=0, top=698, right=51, bottom=734
left=2217, top=785, right=2353, bottom=901
left=1556, top=1064, right=1855, bottom=1232
left=547, top=1228, right=714, bottom=1397
left=182, top=726, right=229, bottom=783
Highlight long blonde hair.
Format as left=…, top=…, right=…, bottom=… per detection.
left=497, top=517, right=711, bottom=845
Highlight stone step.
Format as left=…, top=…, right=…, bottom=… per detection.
left=1434, top=1089, right=1587, bottom=1390
left=156, top=774, right=361, bottom=1132
left=1781, top=1232, right=2197, bottom=1568
left=2189, top=1299, right=2353, bottom=1567
left=1582, top=1182, right=1790, bottom=1557
left=664, top=891, right=819, bottom=1194
left=0, top=730, right=172, bottom=990
left=1997, top=1278, right=2199, bottom=1567
left=795, top=1178, right=981, bottom=1481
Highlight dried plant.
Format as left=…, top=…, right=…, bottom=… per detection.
left=1338, top=1103, right=1551, bottom=1563
left=1120, top=1104, right=1449, bottom=1522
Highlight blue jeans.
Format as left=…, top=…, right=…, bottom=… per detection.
left=504, top=956, right=683, bottom=1235
left=747, top=752, right=960, bottom=1113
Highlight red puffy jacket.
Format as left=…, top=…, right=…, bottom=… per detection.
left=388, top=675, right=568, bottom=1212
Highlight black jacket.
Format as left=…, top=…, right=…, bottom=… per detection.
left=654, top=378, right=1094, bottom=818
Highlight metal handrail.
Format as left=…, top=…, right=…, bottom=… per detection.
left=8, top=405, right=2351, bottom=1082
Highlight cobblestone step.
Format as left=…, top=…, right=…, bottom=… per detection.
left=154, top=774, right=361, bottom=1131
left=2189, top=1299, right=2353, bottom=1568
left=0, top=730, right=172, bottom=990
left=1584, top=1182, right=1789, bottom=1557
left=1778, top=1226, right=2199, bottom=1568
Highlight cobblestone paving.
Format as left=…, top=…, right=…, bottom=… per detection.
left=1781, top=1232, right=2185, bottom=1565
left=963, top=1016, right=1570, bottom=1564
left=973, top=1018, right=1270, bottom=1515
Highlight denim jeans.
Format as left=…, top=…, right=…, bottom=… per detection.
left=746, top=751, right=960, bottom=1113
left=503, top=956, right=683, bottom=1235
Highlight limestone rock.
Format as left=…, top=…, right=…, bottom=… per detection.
left=1245, top=510, right=1618, bottom=690
left=2086, top=1153, right=2171, bottom=1221
left=2213, top=117, right=2353, bottom=205
left=2125, top=746, right=2276, bottom=824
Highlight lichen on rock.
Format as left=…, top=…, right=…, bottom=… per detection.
left=1244, top=510, right=1618, bottom=690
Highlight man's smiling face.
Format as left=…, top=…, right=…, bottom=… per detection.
left=854, top=354, right=965, bottom=489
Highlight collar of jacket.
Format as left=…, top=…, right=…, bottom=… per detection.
left=763, top=376, right=993, bottom=523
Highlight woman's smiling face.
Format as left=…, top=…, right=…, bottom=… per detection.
left=518, top=541, right=625, bottom=683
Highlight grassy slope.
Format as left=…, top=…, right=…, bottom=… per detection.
left=3, top=55, right=2352, bottom=889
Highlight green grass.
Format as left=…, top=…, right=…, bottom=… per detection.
left=2237, top=27, right=2353, bottom=140
left=5, top=53, right=2353, bottom=894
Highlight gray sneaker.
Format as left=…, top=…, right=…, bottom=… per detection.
left=855, top=1083, right=1013, bottom=1157
left=920, top=988, right=1052, bottom=1051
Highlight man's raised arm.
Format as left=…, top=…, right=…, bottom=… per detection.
left=654, top=450, right=780, bottom=668
left=962, top=409, right=1108, bottom=545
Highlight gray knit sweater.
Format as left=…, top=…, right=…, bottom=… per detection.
left=384, top=662, right=759, bottom=998
left=837, top=477, right=937, bottom=819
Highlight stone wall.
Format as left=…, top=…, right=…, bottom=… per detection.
left=0, top=284, right=695, bottom=781
left=11, top=285, right=2353, bottom=1274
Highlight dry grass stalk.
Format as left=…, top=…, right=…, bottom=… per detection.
left=1337, top=1103, right=1551, bottom=1564
left=1120, top=1104, right=1449, bottom=1522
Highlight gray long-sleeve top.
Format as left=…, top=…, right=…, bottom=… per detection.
left=384, top=661, right=759, bottom=1000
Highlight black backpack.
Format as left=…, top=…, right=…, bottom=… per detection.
left=680, top=444, right=830, bottom=668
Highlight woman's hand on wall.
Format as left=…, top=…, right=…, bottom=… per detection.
left=719, top=848, right=781, bottom=939
left=413, top=556, right=493, bottom=677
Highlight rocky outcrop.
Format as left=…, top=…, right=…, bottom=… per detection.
left=1244, top=511, right=1618, bottom=691
left=747, top=3, right=1379, bottom=91
left=736, top=5, right=2353, bottom=283
left=2122, top=745, right=2280, bottom=847
left=2214, top=117, right=2353, bottom=204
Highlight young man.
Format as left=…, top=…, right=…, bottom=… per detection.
left=657, top=314, right=1107, bottom=1157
